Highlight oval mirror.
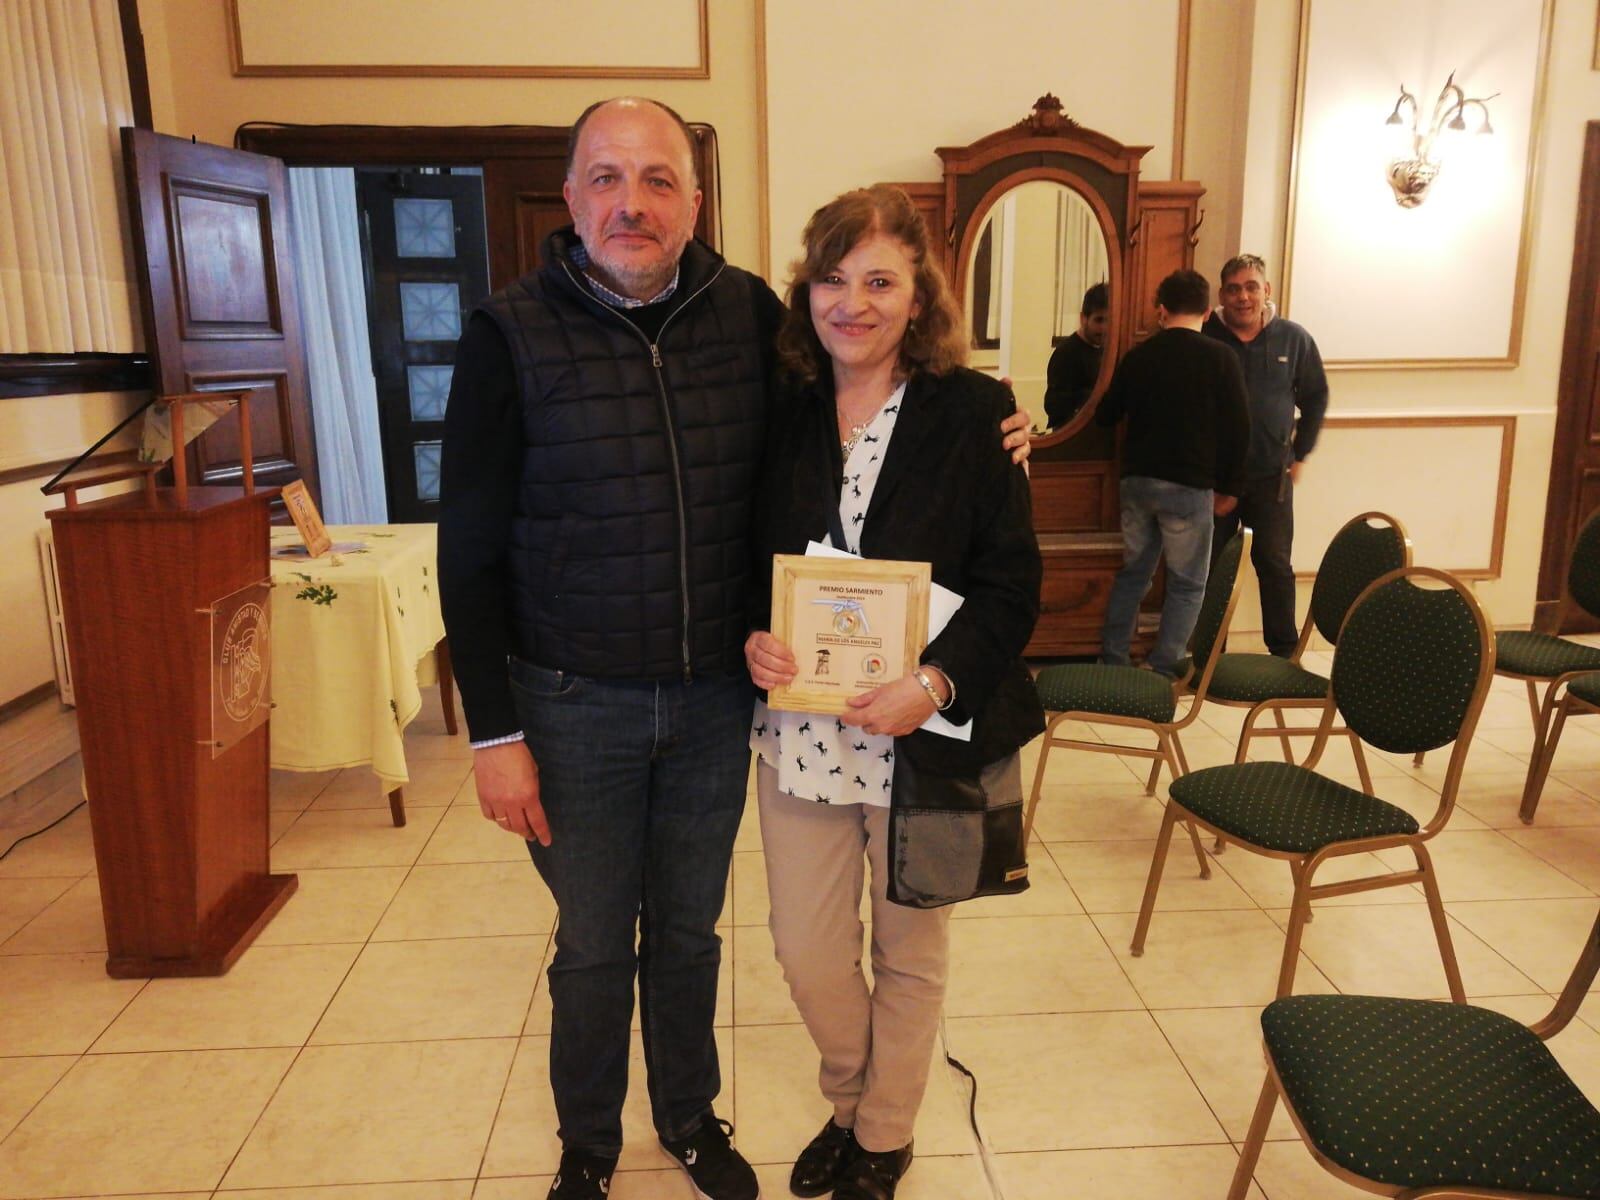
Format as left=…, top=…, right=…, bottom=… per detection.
left=964, top=180, right=1112, bottom=440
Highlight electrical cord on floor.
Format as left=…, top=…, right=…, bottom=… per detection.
left=0, top=799, right=85, bottom=862
left=940, top=1012, right=1009, bottom=1200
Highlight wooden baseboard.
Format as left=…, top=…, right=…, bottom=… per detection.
left=0, top=688, right=78, bottom=799
left=0, top=682, right=57, bottom=723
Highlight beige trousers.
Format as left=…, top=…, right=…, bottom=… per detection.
left=756, top=759, right=952, bottom=1152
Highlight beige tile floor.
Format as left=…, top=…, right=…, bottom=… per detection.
left=1, top=663, right=1598, bottom=1199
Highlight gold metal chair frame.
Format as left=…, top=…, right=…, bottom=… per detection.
left=1188, top=512, right=1413, bottom=797
left=1517, top=674, right=1600, bottom=824
left=1129, top=566, right=1497, bottom=1001
left=1501, top=509, right=1600, bottom=824
left=1023, top=530, right=1255, bottom=881
left=1228, top=907, right=1600, bottom=1200
left=1502, top=638, right=1599, bottom=822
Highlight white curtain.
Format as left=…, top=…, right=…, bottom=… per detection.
left=984, top=205, right=1006, bottom=343
left=0, top=0, right=140, bottom=352
left=1054, top=194, right=1107, bottom=339
left=288, top=168, right=389, bottom=525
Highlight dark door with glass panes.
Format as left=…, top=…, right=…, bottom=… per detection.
left=357, top=169, right=490, bottom=522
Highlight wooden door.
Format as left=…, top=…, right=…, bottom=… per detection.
left=122, top=129, right=318, bottom=503
left=1535, top=122, right=1600, bottom=633
left=483, top=153, right=571, bottom=290
left=355, top=169, right=490, bottom=522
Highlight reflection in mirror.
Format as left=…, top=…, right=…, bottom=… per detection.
left=965, top=181, right=1109, bottom=435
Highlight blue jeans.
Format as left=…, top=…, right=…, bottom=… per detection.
left=510, top=660, right=754, bottom=1157
left=1101, top=476, right=1215, bottom=677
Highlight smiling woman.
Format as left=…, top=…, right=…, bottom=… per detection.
left=807, top=234, right=922, bottom=403
left=745, top=183, right=1043, bottom=1200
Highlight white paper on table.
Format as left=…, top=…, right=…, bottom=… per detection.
left=804, top=540, right=972, bottom=741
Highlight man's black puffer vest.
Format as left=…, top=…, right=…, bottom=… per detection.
left=476, top=231, right=767, bottom=680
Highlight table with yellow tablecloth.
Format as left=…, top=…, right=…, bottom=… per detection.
left=268, top=523, right=448, bottom=791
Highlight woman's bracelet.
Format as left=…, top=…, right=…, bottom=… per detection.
left=914, top=666, right=955, bottom=712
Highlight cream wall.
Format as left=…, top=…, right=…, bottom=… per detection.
left=1183, top=0, right=1256, bottom=283
left=0, top=393, right=144, bottom=705
left=1225, top=0, right=1600, bottom=632
left=136, top=0, right=766, bottom=274
left=762, top=0, right=1181, bottom=283
left=1289, top=0, right=1546, bottom=363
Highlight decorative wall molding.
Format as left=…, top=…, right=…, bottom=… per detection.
left=1294, top=414, right=1514, bottom=579
left=1283, top=0, right=1553, bottom=367
left=228, top=0, right=709, bottom=79
left=1172, top=0, right=1192, bottom=179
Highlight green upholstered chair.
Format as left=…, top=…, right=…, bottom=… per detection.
left=1189, top=512, right=1411, bottom=793
left=1023, top=529, right=1252, bottom=875
left=1497, top=507, right=1600, bottom=823
left=1130, top=567, right=1495, bottom=1000
left=1228, top=905, right=1600, bottom=1200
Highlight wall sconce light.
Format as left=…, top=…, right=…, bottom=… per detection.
left=1383, top=71, right=1497, bottom=207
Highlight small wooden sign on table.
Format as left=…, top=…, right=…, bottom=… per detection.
left=279, top=479, right=332, bottom=557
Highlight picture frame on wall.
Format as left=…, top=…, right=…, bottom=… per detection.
left=228, top=0, right=708, bottom=78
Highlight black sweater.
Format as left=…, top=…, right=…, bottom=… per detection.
left=1095, top=326, right=1251, bottom=496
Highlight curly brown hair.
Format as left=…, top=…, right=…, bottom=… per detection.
left=777, top=185, right=968, bottom=384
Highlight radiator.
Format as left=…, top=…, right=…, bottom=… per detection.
left=35, top=527, right=74, bottom=707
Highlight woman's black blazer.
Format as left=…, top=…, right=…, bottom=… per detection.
left=751, top=365, right=1045, bottom=773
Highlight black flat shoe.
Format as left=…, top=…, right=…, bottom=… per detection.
left=832, top=1142, right=912, bottom=1200
left=790, top=1119, right=857, bottom=1197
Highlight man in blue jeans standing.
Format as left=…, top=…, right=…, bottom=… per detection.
left=1204, top=253, right=1329, bottom=657
left=1097, top=269, right=1251, bottom=676
left=437, top=98, right=778, bottom=1200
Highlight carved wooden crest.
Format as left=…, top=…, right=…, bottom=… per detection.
left=1020, top=93, right=1079, bottom=135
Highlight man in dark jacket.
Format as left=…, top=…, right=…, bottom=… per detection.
left=438, top=97, right=1029, bottom=1200
left=438, top=98, right=776, bottom=1200
left=1043, top=281, right=1108, bottom=429
left=1204, top=253, right=1329, bottom=657
left=1096, top=269, right=1251, bottom=677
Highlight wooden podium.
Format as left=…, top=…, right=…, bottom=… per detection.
left=44, top=393, right=296, bottom=977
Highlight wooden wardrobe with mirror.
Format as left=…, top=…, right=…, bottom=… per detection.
left=884, top=96, right=1204, bottom=656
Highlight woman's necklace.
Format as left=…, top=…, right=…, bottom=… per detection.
left=839, top=384, right=897, bottom=460
left=840, top=419, right=871, bottom=460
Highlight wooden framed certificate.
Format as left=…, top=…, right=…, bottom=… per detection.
left=768, top=554, right=931, bottom=715
left=280, top=479, right=332, bottom=557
